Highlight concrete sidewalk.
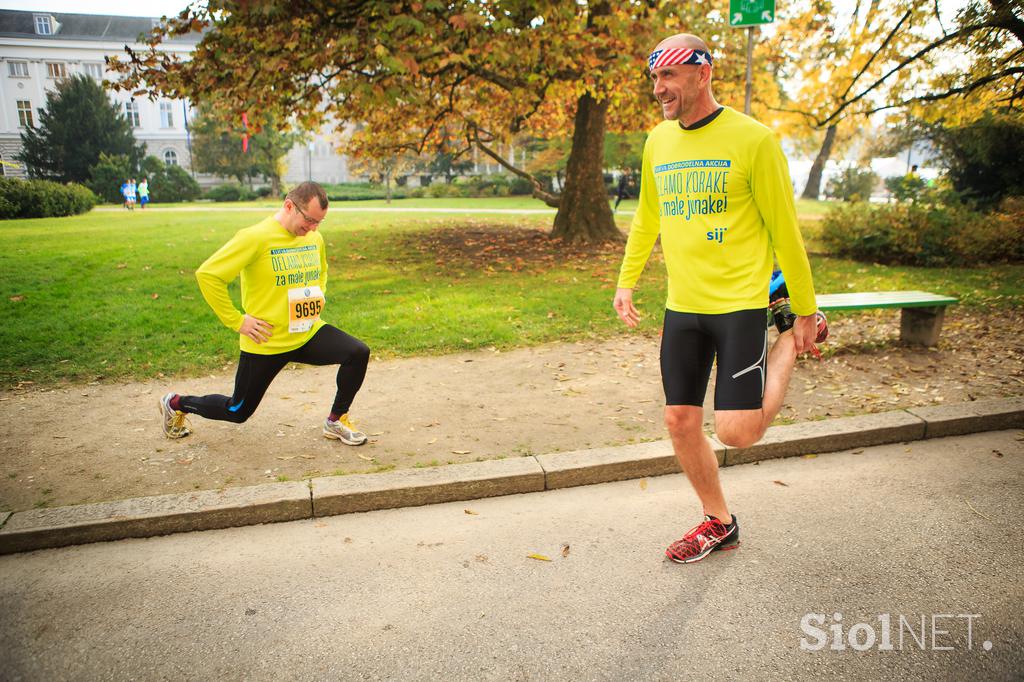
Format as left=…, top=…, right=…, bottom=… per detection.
left=1, top=397, right=1020, bottom=555
left=1, top=430, right=1021, bottom=679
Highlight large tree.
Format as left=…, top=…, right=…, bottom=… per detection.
left=768, top=0, right=1023, bottom=199
left=19, top=74, right=144, bottom=183
left=190, top=107, right=300, bottom=196
left=110, top=1, right=769, bottom=244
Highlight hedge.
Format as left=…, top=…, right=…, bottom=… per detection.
left=0, top=177, right=97, bottom=219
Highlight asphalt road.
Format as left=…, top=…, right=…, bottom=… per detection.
left=1, top=430, right=1022, bottom=681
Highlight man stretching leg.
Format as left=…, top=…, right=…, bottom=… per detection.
left=160, top=181, right=370, bottom=446
left=613, top=34, right=827, bottom=564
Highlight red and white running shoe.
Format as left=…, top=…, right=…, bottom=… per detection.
left=665, top=514, right=740, bottom=564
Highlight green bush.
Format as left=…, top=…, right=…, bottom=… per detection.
left=86, top=153, right=134, bottom=203
left=884, top=174, right=928, bottom=202
left=203, top=183, right=256, bottom=202
left=0, top=177, right=97, bottom=219
left=148, top=164, right=201, bottom=203
left=825, top=167, right=878, bottom=202
left=820, top=199, right=1024, bottom=266
left=931, top=114, right=1024, bottom=209
left=318, top=182, right=408, bottom=201
left=509, top=176, right=534, bottom=196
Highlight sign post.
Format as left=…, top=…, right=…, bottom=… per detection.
left=729, top=0, right=776, bottom=115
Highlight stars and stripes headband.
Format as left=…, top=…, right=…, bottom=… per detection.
left=647, top=48, right=713, bottom=71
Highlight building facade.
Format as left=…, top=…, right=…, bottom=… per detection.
left=0, top=9, right=202, bottom=179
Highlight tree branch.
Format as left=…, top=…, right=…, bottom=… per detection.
left=863, top=65, right=1024, bottom=115
left=470, top=126, right=560, bottom=207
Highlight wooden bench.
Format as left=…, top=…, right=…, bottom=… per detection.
left=815, top=291, right=959, bottom=346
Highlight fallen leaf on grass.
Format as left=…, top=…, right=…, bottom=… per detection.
left=527, top=553, right=551, bottom=562
left=151, top=293, right=159, bottom=299
left=464, top=509, right=479, bottom=515
left=772, top=480, right=788, bottom=487
left=9, top=295, right=24, bottom=302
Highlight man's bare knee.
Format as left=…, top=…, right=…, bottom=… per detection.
left=715, top=418, right=764, bottom=448
left=664, top=406, right=702, bottom=437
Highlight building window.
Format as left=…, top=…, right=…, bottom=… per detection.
left=45, top=62, right=66, bottom=79
left=8, top=61, right=29, bottom=78
left=17, top=101, right=33, bottom=128
left=34, top=15, right=53, bottom=35
left=124, top=101, right=140, bottom=127
left=83, top=63, right=104, bottom=80
left=17, top=100, right=33, bottom=128
left=159, top=102, right=174, bottom=128
left=164, top=150, right=178, bottom=166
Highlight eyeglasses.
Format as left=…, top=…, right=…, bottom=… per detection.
left=293, top=201, right=323, bottom=226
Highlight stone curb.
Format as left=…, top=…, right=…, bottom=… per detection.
left=311, top=458, right=545, bottom=517
left=1, top=398, right=1020, bottom=555
left=536, top=438, right=725, bottom=490
left=0, top=482, right=311, bottom=555
left=907, top=397, right=1024, bottom=439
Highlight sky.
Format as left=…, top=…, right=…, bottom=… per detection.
left=0, top=1, right=192, bottom=17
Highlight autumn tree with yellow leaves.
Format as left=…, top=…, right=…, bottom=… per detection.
left=110, top=1, right=782, bottom=244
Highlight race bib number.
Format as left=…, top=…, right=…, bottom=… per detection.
left=288, top=285, right=324, bottom=333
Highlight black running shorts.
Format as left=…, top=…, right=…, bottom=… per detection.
left=660, top=308, right=768, bottom=410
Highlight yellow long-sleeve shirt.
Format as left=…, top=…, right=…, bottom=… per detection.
left=196, top=216, right=328, bottom=355
left=617, top=107, right=816, bottom=316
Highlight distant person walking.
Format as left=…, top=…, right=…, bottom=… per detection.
left=614, top=171, right=633, bottom=212
left=138, top=178, right=149, bottom=209
left=159, top=182, right=371, bottom=447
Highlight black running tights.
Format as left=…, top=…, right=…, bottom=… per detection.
left=179, top=325, right=369, bottom=423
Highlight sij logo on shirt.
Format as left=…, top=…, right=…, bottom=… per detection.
left=706, top=227, right=728, bottom=244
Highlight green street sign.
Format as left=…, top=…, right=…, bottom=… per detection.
left=729, top=0, right=775, bottom=26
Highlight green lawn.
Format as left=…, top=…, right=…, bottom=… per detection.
left=1, top=198, right=1019, bottom=387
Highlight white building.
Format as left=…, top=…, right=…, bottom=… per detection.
left=0, top=9, right=358, bottom=187
left=0, top=9, right=203, bottom=178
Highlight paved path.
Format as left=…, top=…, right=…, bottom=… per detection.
left=2, top=430, right=1021, bottom=680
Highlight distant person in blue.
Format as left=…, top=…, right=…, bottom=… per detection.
left=121, top=179, right=138, bottom=211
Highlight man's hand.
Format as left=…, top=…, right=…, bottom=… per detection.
left=239, top=315, right=273, bottom=344
left=613, top=288, right=642, bottom=328
left=792, top=314, right=818, bottom=355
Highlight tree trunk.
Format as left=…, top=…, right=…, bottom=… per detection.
left=385, top=166, right=392, bottom=204
left=801, top=124, right=838, bottom=200
left=550, top=93, right=622, bottom=243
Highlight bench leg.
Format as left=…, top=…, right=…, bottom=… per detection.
left=900, top=306, right=946, bottom=346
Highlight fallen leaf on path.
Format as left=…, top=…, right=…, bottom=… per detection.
left=803, top=454, right=818, bottom=459
left=276, top=455, right=297, bottom=460
left=561, top=544, right=570, bottom=558
left=772, top=480, right=788, bottom=487
left=428, top=438, right=437, bottom=444
left=527, top=553, right=551, bottom=562
left=357, top=453, right=375, bottom=462
left=639, top=479, right=648, bottom=490
left=464, top=509, right=479, bottom=515
left=452, top=450, right=470, bottom=454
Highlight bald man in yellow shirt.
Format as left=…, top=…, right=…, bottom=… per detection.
left=614, top=33, right=827, bottom=564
